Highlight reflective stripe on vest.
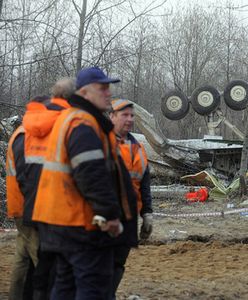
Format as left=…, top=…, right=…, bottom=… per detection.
left=43, top=161, right=71, bottom=173
left=138, top=147, right=146, bottom=178
left=130, top=171, right=143, bottom=180
left=71, top=149, right=104, bottom=169
left=56, top=110, right=85, bottom=161
left=6, top=156, right=16, bottom=176
left=25, top=155, right=45, bottom=164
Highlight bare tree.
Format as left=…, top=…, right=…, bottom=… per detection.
left=72, top=0, right=88, bottom=72
left=2, top=0, right=248, bottom=147
left=0, top=0, right=3, bottom=19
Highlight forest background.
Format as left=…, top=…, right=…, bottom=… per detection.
left=1, top=0, right=248, bottom=140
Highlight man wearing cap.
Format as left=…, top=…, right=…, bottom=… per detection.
left=32, top=67, right=138, bottom=300
left=109, top=98, right=153, bottom=298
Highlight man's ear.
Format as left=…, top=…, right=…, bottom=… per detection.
left=109, top=111, right=114, bottom=120
left=78, top=86, right=87, bottom=97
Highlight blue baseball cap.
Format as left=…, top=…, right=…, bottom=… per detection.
left=76, top=66, right=120, bottom=89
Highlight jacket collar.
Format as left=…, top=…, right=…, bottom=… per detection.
left=127, top=132, right=138, bottom=144
left=68, top=94, right=113, bottom=134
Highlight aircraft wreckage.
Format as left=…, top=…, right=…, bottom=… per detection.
left=0, top=80, right=247, bottom=181
left=132, top=80, right=248, bottom=179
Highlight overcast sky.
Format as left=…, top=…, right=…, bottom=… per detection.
left=166, top=0, right=248, bottom=8
left=170, top=0, right=248, bottom=24
left=136, top=0, right=248, bottom=15
left=136, top=0, right=248, bottom=26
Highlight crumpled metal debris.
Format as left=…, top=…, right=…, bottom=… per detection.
left=181, top=170, right=240, bottom=200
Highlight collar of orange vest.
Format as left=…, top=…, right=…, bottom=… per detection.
left=116, top=132, right=139, bottom=145
left=68, top=94, right=114, bottom=134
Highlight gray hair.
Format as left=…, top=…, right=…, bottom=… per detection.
left=51, top=78, right=76, bottom=99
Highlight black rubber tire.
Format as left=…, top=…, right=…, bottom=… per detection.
left=223, top=80, right=248, bottom=110
left=190, top=85, right=220, bottom=115
left=161, top=90, right=189, bottom=120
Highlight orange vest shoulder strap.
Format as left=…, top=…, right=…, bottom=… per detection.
left=8, top=125, right=25, bottom=145
left=50, top=97, right=71, bottom=109
left=45, top=107, right=100, bottom=162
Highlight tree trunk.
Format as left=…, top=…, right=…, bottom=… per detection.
left=76, top=0, right=87, bottom=72
left=0, top=0, right=3, bottom=18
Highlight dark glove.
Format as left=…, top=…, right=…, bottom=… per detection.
left=140, top=213, right=153, bottom=240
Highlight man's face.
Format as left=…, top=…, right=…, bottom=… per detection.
left=80, top=83, right=112, bottom=111
left=110, top=106, right=134, bottom=138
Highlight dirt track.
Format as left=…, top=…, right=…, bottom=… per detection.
left=117, top=242, right=248, bottom=299
left=1, top=193, right=248, bottom=299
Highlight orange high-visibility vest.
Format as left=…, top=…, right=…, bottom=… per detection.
left=6, top=100, right=70, bottom=219
left=32, top=107, right=130, bottom=230
left=6, top=126, right=25, bottom=218
left=119, top=141, right=148, bottom=212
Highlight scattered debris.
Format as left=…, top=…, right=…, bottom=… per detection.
left=0, top=115, right=21, bottom=141
left=127, top=295, right=142, bottom=300
left=185, top=187, right=208, bottom=202
left=169, top=229, right=188, bottom=240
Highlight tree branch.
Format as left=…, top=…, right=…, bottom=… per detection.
left=95, top=0, right=169, bottom=65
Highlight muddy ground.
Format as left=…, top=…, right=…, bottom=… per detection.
left=1, top=189, right=248, bottom=299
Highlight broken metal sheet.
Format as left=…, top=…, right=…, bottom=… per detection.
left=181, top=170, right=240, bottom=200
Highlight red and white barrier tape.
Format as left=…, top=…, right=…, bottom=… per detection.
left=1, top=207, right=248, bottom=231
left=0, top=228, right=17, bottom=232
left=154, top=207, right=248, bottom=218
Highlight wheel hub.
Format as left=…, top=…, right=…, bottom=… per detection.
left=166, top=96, right=182, bottom=111
left=197, top=91, right=214, bottom=107
left=230, top=85, right=246, bottom=102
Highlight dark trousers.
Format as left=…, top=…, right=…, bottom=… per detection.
left=23, top=258, right=35, bottom=300
left=33, top=250, right=57, bottom=300
left=51, top=246, right=114, bottom=300
left=111, top=246, right=130, bottom=300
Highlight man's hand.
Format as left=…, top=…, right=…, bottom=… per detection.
left=92, top=216, right=123, bottom=237
left=101, top=219, right=123, bottom=237
left=140, top=213, right=153, bottom=240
